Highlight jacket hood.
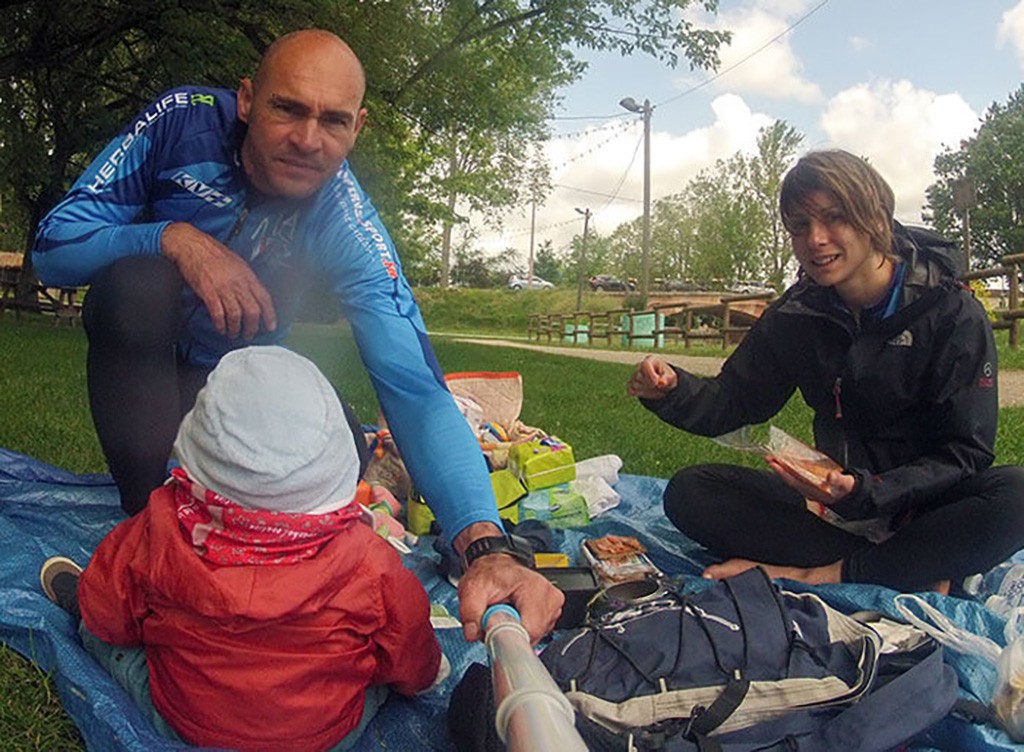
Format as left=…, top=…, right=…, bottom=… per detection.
left=142, top=487, right=381, bottom=622
left=894, top=221, right=965, bottom=285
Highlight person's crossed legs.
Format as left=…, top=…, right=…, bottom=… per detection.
left=664, top=463, right=1024, bottom=593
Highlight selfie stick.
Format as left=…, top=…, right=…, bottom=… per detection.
left=482, top=605, right=587, bottom=751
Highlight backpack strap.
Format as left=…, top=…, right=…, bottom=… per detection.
left=685, top=670, right=750, bottom=737
left=797, top=642, right=958, bottom=750
left=684, top=571, right=764, bottom=741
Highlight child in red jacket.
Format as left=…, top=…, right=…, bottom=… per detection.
left=41, top=346, right=444, bottom=752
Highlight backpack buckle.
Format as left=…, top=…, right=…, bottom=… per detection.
left=682, top=705, right=707, bottom=738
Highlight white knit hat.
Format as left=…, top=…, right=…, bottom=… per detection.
left=173, top=346, right=360, bottom=514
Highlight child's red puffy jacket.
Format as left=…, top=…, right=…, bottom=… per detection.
left=79, top=484, right=440, bottom=752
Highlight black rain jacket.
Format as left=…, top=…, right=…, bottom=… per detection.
left=643, top=223, right=998, bottom=521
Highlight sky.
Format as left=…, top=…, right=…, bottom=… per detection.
left=475, top=0, right=1024, bottom=268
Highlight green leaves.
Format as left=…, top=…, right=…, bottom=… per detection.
left=0, top=0, right=728, bottom=271
left=926, top=84, right=1024, bottom=268
left=566, top=120, right=802, bottom=290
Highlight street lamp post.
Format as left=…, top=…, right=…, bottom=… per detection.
left=575, top=207, right=591, bottom=312
left=619, top=96, right=652, bottom=298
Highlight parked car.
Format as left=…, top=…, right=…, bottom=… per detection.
left=728, top=280, right=775, bottom=295
left=507, top=273, right=554, bottom=290
left=589, top=274, right=636, bottom=292
left=660, top=278, right=704, bottom=292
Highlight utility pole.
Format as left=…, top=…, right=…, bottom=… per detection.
left=620, top=96, right=653, bottom=298
left=575, top=207, right=591, bottom=311
left=528, top=197, right=537, bottom=285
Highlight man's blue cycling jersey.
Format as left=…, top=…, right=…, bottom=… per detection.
left=33, top=85, right=501, bottom=540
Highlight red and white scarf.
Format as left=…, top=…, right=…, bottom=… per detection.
left=172, top=468, right=368, bottom=566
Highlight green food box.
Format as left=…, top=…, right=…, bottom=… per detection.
left=507, top=437, right=576, bottom=490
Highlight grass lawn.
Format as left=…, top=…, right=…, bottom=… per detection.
left=2, top=313, right=1024, bottom=748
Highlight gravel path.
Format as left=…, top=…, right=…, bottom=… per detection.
left=451, top=337, right=1024, bottom=408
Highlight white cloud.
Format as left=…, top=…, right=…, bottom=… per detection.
left=817, top=80, right=980, bottom=222
left=998, top=1, right=1024, bottom=66
left=701, top=3, right=822, bottom=103
left=848, top=35, right=872, bottom=53
left=475, top=95, right=775, bottom=258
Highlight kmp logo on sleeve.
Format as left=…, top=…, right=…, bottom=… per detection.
left=979, top=361, right=995, bottom=389
left=171, top=170, right=233, bottom=208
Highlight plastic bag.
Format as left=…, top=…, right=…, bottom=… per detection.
left=715, top=425, right=895, bottom=543
left=895, top=593, right=1024, bottom=740
left=765, top=426, right=843, bottom=491
left=995, top=637, right=1024, bottom=741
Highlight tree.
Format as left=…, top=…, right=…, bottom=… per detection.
left=741, top=121, right=803, bottom=289
left=0, top=0, right=730, bottom=288
left=601, top=120, right=802, bottom=290
left=450, top=244, right=518, bottom=288
left=0, top=0, right=317, bottom=300
left=648, top=195, right=699, bottom=282
left=533, top=239, right=562, bottom=283
left=926, top=84, right=1024, bottom=268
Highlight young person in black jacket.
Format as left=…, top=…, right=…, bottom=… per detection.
left=629, top=149, right=1024, bottom=593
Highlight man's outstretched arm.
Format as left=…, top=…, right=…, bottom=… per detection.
left=314, top=165, right=563, bottom=644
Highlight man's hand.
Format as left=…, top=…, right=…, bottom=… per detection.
left=161, top=222, right=277, bottom=339
left=765, top=455, right=855, bottom=504
left=458, top=554, right=564, bottom=645
left=627, top=355, right=678, bottom=399
left=453, top=522, right=563, bottom=645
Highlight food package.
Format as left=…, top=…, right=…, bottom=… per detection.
left=766, top=425, right=843, bottom=491
left=520, top=484, right=589, bottom=529
left=507, top=437, right=576, bottom=490
left=581, top=534, right=661, bottom=585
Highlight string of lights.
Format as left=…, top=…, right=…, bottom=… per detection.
left=546, top=119, right=639, bottom=173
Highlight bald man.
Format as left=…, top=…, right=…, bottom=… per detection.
left=33, top=29, right=562, bottom=643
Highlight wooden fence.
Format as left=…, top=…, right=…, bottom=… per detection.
left=961, top=251, right=1023, bottom=349
left=528, top=292, right=774, bottom=349
left=530, top=250, right=1024, bottom=352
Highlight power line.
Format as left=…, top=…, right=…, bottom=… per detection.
left=554, top=183, right=642, bottom=202
left=657, top=0, right=832, bottom=109
left=594, top=130, right=643, bottom=216
left=499, top=132, right=644, bottom=240
left=548, top=0, right=832, bottom=121
left=497, top=3, right=834, bottom=247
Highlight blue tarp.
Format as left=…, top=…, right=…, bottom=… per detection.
left=0, top=445, right=1021, bottom=751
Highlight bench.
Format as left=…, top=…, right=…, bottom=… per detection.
left=0, top=262, right=83, bottom=327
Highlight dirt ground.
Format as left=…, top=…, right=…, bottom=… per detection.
left=453, top=337, right=1024, bottom=408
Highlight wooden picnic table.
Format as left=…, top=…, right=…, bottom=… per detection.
left=0, top=252, right=83, bottom=326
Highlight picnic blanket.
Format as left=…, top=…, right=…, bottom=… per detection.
left=0, top=445, right=1021, bottom=751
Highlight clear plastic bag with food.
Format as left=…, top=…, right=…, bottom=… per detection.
left=995, top=635, right=1024, bottom=741
left=716, top=425, right=895, bottom=543
left=765, top=426, right=843, bottom=492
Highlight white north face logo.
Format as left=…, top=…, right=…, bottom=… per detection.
left=887, top=330, right=913, bottom=347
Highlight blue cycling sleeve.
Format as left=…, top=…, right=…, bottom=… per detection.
left=309, top=166, right=502, bottom=543
left=32, top=90, right=196, bottom=287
